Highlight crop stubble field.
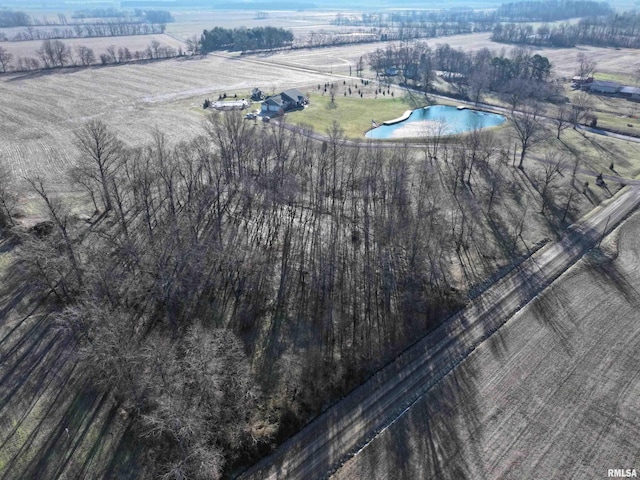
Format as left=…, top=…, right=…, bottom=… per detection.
left=0, top=53, right=329, bottom=186
left=331, top=212, right=640, bottom=480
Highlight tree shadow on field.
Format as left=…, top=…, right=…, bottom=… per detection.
left=364, top=357, right=485, bottom=480
left=585, top=247, right=640, bottom=308
left=529, top=284, right=577, bottom=356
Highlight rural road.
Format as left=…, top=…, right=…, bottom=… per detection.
left=236, top=184, right=640, bottom=480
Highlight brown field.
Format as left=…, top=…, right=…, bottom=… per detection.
left=167, top=9, right=348, bottom=40
left=0, top=53, right=329, bottom=185
left=332, top=211, right=640, bottom=480
left=242, top=31, right=640, bottom=79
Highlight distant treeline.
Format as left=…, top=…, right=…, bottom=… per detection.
left=492, top=10, right=640, bottom=47
left=495, top=0, right=612, bottom=22
left=120, top=0, right=316, bottom=8
left=0, top=38, right=181, bottom=73
left=0, top=8, right=173, bottom=28
left=0, top=10, right=31, bottom=27
left=200, top=26, right=294, bottom=52
left=72, top=8, right=174, bottom=23
left=1, top=23, right=168, bottom=42
left=333, top=1, right=612, bottom=29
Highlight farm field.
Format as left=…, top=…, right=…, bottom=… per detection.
left=247, top=31, right=640, bottom=80
left=0, top=53, right=328, bottom=187
left=331, top=211, right=640, bottom=480
left=167, top=9, right=349, bottom=40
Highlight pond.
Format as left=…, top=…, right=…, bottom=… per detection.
left=365, top=105, right=506, bottom=139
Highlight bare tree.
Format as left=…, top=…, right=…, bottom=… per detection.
left=554, top=102, right=572, bottom=139
left=537, top=151, right=565, bottom=213
left=26, top=176, right=83, bottom=288
left=509, top=100, right=546, bottom=168
left=73, top=120, right=124, bottom=212
left=575, top=52, right=596, bottom=80
left=37, top=39, right=71, bottom=68
left=0, top=46, right=13, bottom=73
left=0, top=156, right=17, bottom=228
left=570, top=92, right=593, bottom=128
left=185, top=35, right=202, bottom=55
left=74, top=45, right=95, bottom=66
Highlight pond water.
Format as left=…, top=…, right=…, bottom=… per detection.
left=365, top=105, right=506, bottom=139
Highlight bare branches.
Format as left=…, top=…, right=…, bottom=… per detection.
left=508, top=100, right=546, bottom=169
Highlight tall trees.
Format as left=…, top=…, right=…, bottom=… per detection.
left=72, top=120, right=124, bottom=212
left=509, top=100, right=546, bottom=168
left=575, top=52, right=597, bottom=80
left=0, top=46, right=13, bottom=73
left=37, top=39, right=72, bottom=68
left=0, top=156, right=17, bottom=228
left=74, top=45, right=95, bottom=66
left=14, top=110, right=588, bottom=479
left=570, top=91, right=594, bottom=128
left=200, top=26, right=293, bottom=52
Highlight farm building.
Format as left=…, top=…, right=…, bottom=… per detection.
left=587, top=80, right=621, bottom=94
left=261, top=88, right=308, bottom=115
left=571, top=75, right=593, bottom=85
left=211, top=99, right=249, bottom=110
left=620, top=86, right=640, bottom=100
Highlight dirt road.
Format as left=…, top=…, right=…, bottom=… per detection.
left=237, top=185, right=640, bottom=480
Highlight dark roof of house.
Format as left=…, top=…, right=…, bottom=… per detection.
left=281, top=88, right=306, bottom=103
left=264, top=95, right=284, bottom=106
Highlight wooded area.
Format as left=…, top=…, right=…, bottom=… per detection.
left=492, top=10, right=640, bottom=48
left=0, top=99, right=587, bottom=477
left=200, top=26, right=294, bottom=53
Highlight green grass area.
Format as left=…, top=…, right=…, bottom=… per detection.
left=594, top=72, right=638, bottom=85
left=287, top=93, right=419, bottom=139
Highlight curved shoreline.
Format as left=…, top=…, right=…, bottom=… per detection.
left=382, top=109, right=415, bottom=125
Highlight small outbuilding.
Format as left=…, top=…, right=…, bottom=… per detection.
left=620, top=86, right=640, bottom=100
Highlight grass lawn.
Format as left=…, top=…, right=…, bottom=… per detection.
left=594, top=72, right=638, bottom=85
left=286, top=92, right=420, bottom=139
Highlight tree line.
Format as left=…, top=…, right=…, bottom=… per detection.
left=495, top=0, right=612, bottom=22
left=492, top=10, right=640, bottom=48
left=0, top=39, right=181, bottom=73
left=366, top=42, right=554, bottom=104
left=0, top=8, right=173, bottom=27
left=1, top=22, right=168, bottom=43
left=199, top=26, right=294, bottom=53
left=0, top=102, right=584, bottom=478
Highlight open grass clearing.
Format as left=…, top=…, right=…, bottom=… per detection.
left=287, top=88, right=415, bottom=138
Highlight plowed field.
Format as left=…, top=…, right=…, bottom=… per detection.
left=331, top=212, right=640, bottom=480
